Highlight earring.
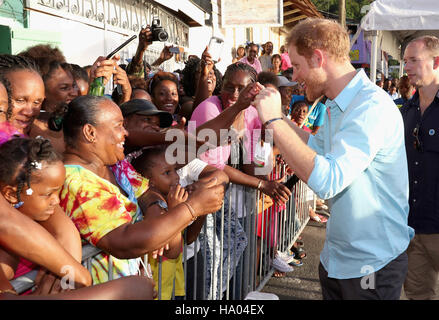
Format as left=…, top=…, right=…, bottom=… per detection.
left=14, top=201, right=24, bottom=209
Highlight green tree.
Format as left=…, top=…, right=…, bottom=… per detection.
left=311, top=0, right=373, bottom=23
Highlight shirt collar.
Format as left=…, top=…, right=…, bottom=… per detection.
left=407, top=88, right=439, bottom=108
left=331, top=69, right=369, bottom=112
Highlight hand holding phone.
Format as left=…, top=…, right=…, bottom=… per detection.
left=169, top=46, right=180, bottom=54
left=208, top=37, right=224, bottom=63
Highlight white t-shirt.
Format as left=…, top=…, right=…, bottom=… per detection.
left=177, top=159, right=208, bottom=259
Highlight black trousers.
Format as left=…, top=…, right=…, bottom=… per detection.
left=318, top=252, right=408, bottom=300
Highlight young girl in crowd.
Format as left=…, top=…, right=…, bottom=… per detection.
left=132, top=145, right=229, bottom=300
left=0, top=137, right=89, bottom=289
left=269, top=54, right=282, bottom=75
left=132, top=145, right=187, bottom=300
left=0, top=137, right=156, bottom=299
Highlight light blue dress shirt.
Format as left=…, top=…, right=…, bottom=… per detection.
left=307, top=69, right=414, bottom=279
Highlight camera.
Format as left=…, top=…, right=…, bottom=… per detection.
left=151, top=18, right=168, bottom=42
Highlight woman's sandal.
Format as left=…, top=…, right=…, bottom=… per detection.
left=289, top=258, right=303, bottom=267
left=310, top=213, right=328, bottom=223
left=291, top=246, right=307, bottom=260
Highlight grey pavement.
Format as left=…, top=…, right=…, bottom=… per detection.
left=261, top=219, right=327, bottom=300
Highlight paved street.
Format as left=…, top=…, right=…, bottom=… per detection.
left=261, top=219, right=326, bottom=300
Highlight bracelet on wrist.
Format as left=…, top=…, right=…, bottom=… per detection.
left=257, top=180, right=263, bottom=190
left=0, top=289, right=17, bottom=295
left=181, top=202, right=197, bottom=221
left=263, top=117, right=283, bottom=127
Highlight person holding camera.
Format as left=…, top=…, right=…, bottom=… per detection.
left=126, top=21, right=173, bottom=79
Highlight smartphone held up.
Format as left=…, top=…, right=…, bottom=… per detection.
left=208, top=36, right=224, bottom=63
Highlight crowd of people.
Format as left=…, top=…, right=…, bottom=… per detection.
left=0, top=22, right=309, bottom=300
left=0, top=16, right=437, bottom=301
left=376, top=74, right=416, bottom=108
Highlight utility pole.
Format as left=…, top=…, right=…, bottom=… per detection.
left=339, top=0, right=346, bottom=28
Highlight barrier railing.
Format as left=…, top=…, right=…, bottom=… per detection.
left=11, top=163, right=313, bottom=299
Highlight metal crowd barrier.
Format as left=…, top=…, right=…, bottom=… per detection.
left=179, top=161, right=312, bottom=300
left=11, top=161, right=313, bottom=300
left=10, top=244, right=103, bottom=294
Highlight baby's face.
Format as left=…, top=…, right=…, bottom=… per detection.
left=149, top=153, right=180, bottom=195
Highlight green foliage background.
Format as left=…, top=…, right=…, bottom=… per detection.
left=311, top=0, right=373, bottom=23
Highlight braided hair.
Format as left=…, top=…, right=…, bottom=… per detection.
left=222, top=62, right=257, bottom=84
left=0, top=54, right=40, bottom=75
left=0, top=54, right=41, bottom=121
left=0, top=137, right=61, bottom=204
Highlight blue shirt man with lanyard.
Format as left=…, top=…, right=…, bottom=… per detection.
left=253, top=18, right=413, bottom=300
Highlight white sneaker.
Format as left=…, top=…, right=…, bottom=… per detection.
left=245, top=291, right=279, bottom=300
left=277, top=250, right=295, bottom=264
left=271, top=255, right=294, bottom=273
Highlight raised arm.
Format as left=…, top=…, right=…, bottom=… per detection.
left=126, top=26, right=153, bottom=77
left=192, top=47, right=216, bottom=109
left=195, top=83, right=264, bottom=145
left=254, top=88, right=316, bottom=183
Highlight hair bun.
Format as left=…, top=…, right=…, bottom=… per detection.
left=28, top=136, right=53, bottom=161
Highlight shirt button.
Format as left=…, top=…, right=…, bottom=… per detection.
left=414, top=180, right=418, bottom=184
left=415, top=161, right=419, bottom=165
left=413, top=199, right=417, bottom=202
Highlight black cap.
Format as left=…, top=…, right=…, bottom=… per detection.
left=120, top=99, right=173, bottom=128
